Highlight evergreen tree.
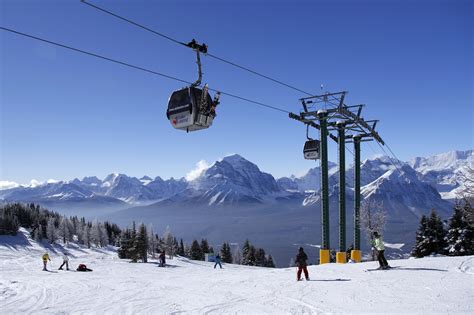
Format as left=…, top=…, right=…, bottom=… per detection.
left=148, top=229, right=159, bottom=258
left=255, top=248, right=266, bottom=267
left=232, top=248, right=242, bottom=264
left=84, top=223, right=92, bottom=249
left=200, top=239, right=210, bottom=259
left=184, top=244, right=192, bottom=258
left=136, top=223, right=148, bottom=262
left=0, top=207, right=19, bottom=235
left=430, top=209, right=447, bottom=254
left=220, top=242, right=233, bottom=263
left=118, top=228, right=132, bottom=259
left=412, top=209, right=447, bottom=257
left=177, top=238, right=185, bottom=256
left=265, top=255, right=276, bottom=268
left=246, top=245, right=257, bottom=266
left=445, top=200, right=474, bottom=256
left=241, top=239, right=251, bottom=265
left=129, top=222, right=139, bottom=262
left=173, top=237, right=179, bottom=257
left=190, top=239, right=203, bottom=260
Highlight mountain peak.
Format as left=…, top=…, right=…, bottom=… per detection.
left=410, top=149, right=473, bottom=173
left=220, top=154, right=248, bottom=164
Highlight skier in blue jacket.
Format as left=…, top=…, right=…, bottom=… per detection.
left=214, top=254, right=222, bottom=269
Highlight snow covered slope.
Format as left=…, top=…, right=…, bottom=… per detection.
left=1, top=229, right=473, bottom=314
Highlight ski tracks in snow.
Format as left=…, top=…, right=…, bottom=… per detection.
left=1, top=240, right=474, bottom=314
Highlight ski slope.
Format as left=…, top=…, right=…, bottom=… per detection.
left=1, top=229, right=473, bottom=314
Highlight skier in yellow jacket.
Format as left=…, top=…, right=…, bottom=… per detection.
left=42, top=252, right=51, bottom=271
left=372, top=231, right=390, bottom=269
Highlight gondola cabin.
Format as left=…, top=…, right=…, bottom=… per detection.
left=303, top=139, right=320, bottom=160
left=166, top=86, right=217, bottom=132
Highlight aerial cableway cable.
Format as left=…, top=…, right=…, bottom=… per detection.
left=80, top=0, right=315, bottom=97
left=0, top=26, right=290, bottom=114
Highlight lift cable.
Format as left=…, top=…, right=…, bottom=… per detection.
left=80, top=0, right=314, bottom=97
left=375, top=141, right=404, bottom=175
left=0, top=26, right=290, bottom=114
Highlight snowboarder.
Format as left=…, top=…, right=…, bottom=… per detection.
left=159, top=250, right=166, bottom=267
left=372, top=231, right=390, bottom=269
left=42, top=252, right=51, bottom=271
left=59, top=252, right=69, bottom=270
left=296, top=247, right=310, bottom=281
left=214, top=254, right=222, bottom=269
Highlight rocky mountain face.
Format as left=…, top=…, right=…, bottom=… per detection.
left=409, top=150, right=473, bottom=200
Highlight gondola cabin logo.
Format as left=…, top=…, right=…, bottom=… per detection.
left=172, top=113, right=191, bottom=126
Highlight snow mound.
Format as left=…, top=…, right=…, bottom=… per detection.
left=459, top=257, right=474, bottom=275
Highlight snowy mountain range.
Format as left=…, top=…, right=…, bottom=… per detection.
left=3, top=150, right=470, bottom=208
left=1, top=150, right=471, bottom=263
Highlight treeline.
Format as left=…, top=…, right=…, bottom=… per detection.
left=118, top=223, right=179, bottom=263
left=0, top=203, right=121, bottom=247
left=187, top=238, right=275, bottom=267
left=1, top=202, right=275, bottom=268
left=118, top=223, right=275, bottom=268
left=412, top=198, right=473, bottom=257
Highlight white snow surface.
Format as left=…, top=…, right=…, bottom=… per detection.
left=1, top=229, right=473, bottom=314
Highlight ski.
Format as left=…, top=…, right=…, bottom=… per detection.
left=365, top=266, right=397, bottom=272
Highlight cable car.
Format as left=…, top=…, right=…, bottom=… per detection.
left=166, top=39, right=221, bottom=132
left=303, top=125, right=320, bottom=160
left=303, top=139, right=320, bottom=160
left=166, top=85, right=220, bottom=132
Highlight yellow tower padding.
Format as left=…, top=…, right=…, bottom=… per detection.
left=336, top=252, right=347, bottom=263
left=351, top=250, right=362, bottom=263
left=319, top=249, right=330, bottom=264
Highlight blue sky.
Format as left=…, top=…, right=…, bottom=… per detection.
left=1, top=0, right=472, bottom=184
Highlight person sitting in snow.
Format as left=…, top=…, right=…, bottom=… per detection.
left=42, top=252, right=51, bottom=271
left=372, top=231, right=390, bottom=269
left=77, top=264, right=93, bottom=272
left=214, top=254, right=222, bottom=269
left=59, top=252, right=69, bottom=270
left=295, top=247, right=310, bottom=281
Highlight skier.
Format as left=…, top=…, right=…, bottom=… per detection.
left=372, top=231, right=390, bottom=269
left=295, top=247, right=310, bottom=281
left=346, top=244, right=354, bottom=261
left=42, top=252, right=51, bottom=271
left=214, top=254, right=222, bottom=269
left=59, top=252, right=69, bottom=270
left=159, top=250, right=166, bottom=267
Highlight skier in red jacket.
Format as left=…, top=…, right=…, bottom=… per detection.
left=296, top=247, right=310, bottom=281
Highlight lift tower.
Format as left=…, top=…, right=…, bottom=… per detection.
left=289, top=91, right=384, bottom=264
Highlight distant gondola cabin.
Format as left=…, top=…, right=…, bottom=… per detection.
left=303, top=139, right=320, bottom=160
